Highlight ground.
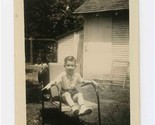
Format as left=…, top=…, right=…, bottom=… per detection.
left=26, top=64, right=130, bottom=125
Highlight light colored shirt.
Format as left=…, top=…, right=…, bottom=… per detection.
left=55, top=71, right=83, bottom=90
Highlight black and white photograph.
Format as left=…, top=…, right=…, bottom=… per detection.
left=16, top=0, right=138, bottom=125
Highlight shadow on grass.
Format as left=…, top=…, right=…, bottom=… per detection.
left=41, top=108, right=92, bottom=125
left=26, top=76, right=130, bottom=125
left=102, top=104, right=130, bottom=125
left=26, top=79, right=42, bottom=104
left=40, top=106, right=130, bottom=125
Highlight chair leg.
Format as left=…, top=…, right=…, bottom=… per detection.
left=41, top=101, right=45, bottom=125
left=41, top=92, right=45, bottom=125
left=42, top=93, right=45, bottom=109
left=84, top=83, right=102, bottom=125
left=97, top=93, right=101, bottom=125
left=42, top=118, right=44, bottom=125
left=74, top=116, right=82, bottom=125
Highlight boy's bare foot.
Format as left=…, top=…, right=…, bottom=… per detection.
left=79, top=105, right=92, bottom=116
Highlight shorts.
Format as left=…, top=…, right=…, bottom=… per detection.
left=61, top=89, right=79, bottom=97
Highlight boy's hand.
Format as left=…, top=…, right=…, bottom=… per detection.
left=92, top=80, right=98, bottom=85
left=92, top=80, right=105, bottom=91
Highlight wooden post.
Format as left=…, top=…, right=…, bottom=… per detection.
left=77, top=34, right=84, bottom=77
left=30, top=37, right=33, bottom=64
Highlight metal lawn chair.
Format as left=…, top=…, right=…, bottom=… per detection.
left=102, top=61, right=129, bottom=88
left=38, top=63, right=102, bottom=125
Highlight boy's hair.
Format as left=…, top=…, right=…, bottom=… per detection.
left=64, top=56, right=76, bottom=65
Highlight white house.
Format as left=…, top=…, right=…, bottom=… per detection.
left=74, top=0, right=129, bottom=79
left=56, top=28, right=84, bottom=75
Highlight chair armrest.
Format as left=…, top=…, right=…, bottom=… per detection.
left=82, top=81, right=105, bottom=91
left=81, top=82, right=101, bottom=125
left=50, top=84, right=62, bottom=111
left=81, top=82, right=97, bottom=90
left=51, top=84, right=62, bottom=100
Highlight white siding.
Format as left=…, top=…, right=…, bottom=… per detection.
left=58, top=34, right=74, bottom=64
left=57, top=30, right=83, bottom=64
left=112, top=15, right=129, bottom=62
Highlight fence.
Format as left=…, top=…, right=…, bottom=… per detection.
left=25, top=37, right=57, bottom=64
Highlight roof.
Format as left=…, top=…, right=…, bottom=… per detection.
left=56, top=27, right=83, bottom=41
left=74, top=0, right=129, bottom=14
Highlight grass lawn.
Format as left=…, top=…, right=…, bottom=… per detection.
left=26, top=65, right=130, bottom=125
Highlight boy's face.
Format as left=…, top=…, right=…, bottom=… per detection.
left=64, top=61, right=76, bottom=74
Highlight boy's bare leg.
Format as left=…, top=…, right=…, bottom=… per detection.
left=62, top=92, right=75, bottom=106
left=73, top=93, right=92, bottom=116
left=73, top=93, right=84, bottom=105
left=62, top=92, right=79, bottom=116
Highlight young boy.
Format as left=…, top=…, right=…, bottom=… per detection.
left=42, top=56, right=95, bottom=116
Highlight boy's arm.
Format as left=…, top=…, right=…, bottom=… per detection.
left=42, top=81, right=56, bottom=90
left=81, top=79, right=93, bottom=84
left=77, top=73, right=104, bottom=90
left=82, top=79, right=98, bottom=86
left=77, top=74, right=92, bottom=84
left=42, top=72, right=63, bottom=90
left=81, top=79, right=105, bottom=91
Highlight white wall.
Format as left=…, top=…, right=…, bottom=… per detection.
left=57, top=30, right=83, bottom=64
left=83, top=15, right=112, bottom=79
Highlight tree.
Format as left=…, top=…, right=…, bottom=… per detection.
left=24, top=0, right=85, bottom=39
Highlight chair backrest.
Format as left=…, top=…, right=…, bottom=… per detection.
left=111, top=61, right=129, bottom=85
left=48, top=63, right=80, bottom=97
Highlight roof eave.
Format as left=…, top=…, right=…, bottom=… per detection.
left=56, top=26, right=83, bottom=41
left=73, top=8, right=129, bottom=14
